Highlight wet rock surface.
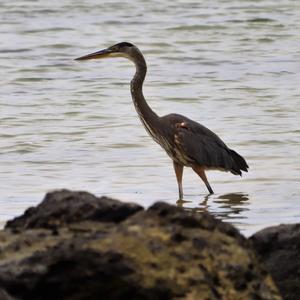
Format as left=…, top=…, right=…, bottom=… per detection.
left=0, top=190, right=281, bottom=300
left=251, top=224, right=300, bottom=300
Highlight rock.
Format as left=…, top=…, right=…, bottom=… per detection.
left=0, top=190, right=281, bottom=300
left=0, top=288, right=17, bottom=300
left=5, top=189, right=143, bottom=230
left=250, top=224, right=300, bottom=300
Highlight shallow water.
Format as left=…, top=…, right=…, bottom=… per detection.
left=1, top=0, right=300, bottom=235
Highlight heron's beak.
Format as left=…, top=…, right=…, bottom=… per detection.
left=75, top=48, right=113, bottom=61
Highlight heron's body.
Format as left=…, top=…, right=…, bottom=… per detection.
left=76, top=42, right=248, bottom=199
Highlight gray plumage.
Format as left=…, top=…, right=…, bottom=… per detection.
left=75, top=42, right=249, bottom=199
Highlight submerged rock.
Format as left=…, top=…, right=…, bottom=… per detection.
left=0, top=190, right=281, bottom=300
left=251, top=224, right=300, bottom=300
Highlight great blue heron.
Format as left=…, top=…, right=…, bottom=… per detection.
left=75, top=42, right=249, bottom=199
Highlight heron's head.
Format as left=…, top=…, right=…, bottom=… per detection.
left=75, top=42, right=137, bottom=61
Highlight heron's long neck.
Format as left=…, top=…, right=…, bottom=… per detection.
left=130, top=54, right=159, bottom=127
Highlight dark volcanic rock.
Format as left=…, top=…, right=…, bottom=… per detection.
left=0, top=288, right=17, bottom=300
left=0, top=190, right=281, bottom=300
left=251, top=224, right=300, bottom=300
left=5, top=189, right=143, bottom=230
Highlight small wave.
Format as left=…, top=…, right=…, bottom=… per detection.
left=247, top=18, right=275, bottom=23
left=0, top=48, right=31, bottom=54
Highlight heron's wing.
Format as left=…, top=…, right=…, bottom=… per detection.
left=163, top=114, right=247, bottom=174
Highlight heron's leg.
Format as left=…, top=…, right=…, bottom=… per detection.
left=173, top=161, right=184, bottom=200
left=192, top=166, right=214, bottom=194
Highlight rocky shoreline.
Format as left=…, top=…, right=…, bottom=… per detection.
left=0, top=190, right=298, bottom=300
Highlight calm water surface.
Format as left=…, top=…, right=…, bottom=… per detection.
left=1, top=0, right=300, bottom=235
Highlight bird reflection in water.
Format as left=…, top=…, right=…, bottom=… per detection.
left=177, top=192, right=249, bottom=223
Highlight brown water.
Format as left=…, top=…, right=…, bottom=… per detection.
left=1, top=0, right=300, bottom=235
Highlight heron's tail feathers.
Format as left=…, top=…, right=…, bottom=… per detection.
left=229, top=149, right=249, bottom=176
